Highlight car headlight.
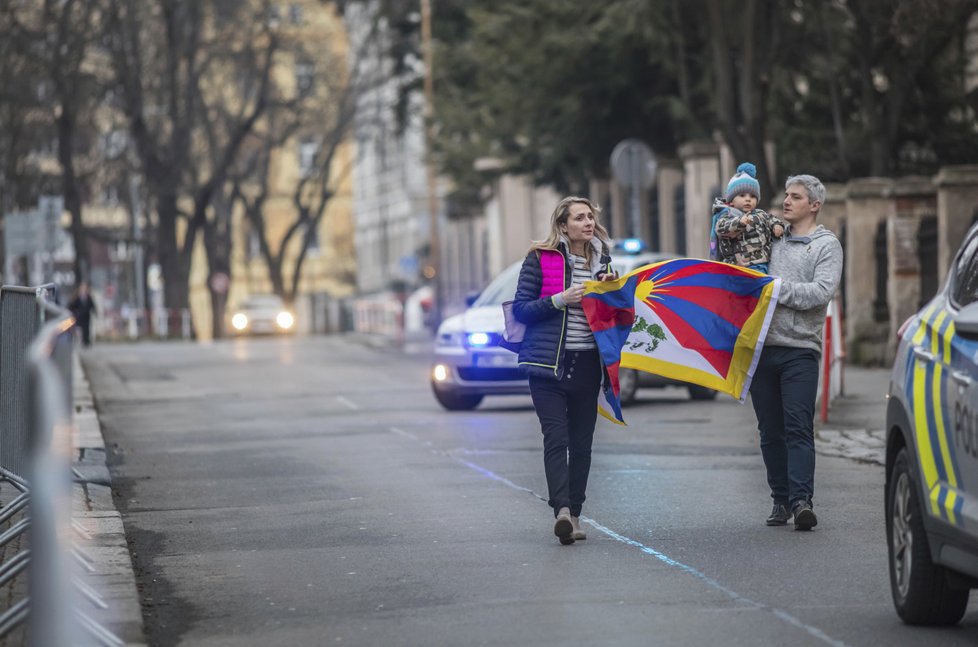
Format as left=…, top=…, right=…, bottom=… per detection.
left=432, top=364, right=449, bottom=381
left=276, top=311, right=294, bottom=329
left=231, top=313, right=248, bottom=330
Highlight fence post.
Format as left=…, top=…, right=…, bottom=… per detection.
left=821, top=302, right=833, bottom=423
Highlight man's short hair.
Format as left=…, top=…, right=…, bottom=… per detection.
left=785, top=174, right=825, bottom=205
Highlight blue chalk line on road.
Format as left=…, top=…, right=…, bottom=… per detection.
left=448, top=451, right=850, bottom=647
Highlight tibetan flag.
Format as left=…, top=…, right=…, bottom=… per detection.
left=583, top=259, right=781, bottom=425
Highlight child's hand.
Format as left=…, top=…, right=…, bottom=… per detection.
left=740, top=214, right=751, bottom=226
left=773, top=224, right=784, bottom=238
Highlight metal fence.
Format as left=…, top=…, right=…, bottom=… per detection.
left=0, top=285, right=123, bottom=646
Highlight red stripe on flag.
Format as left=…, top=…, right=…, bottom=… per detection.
left=583, top=297, right=636, bottom=333
left=652, top=285, right=759, bottom=329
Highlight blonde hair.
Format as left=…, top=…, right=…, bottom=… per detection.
left=530, top=196, right=610, bottom=262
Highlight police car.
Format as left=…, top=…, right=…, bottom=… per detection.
left=886, top=223, right=978, bottom=625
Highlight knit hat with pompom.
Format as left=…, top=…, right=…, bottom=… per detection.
left=725, top=162, right=760, bottom=202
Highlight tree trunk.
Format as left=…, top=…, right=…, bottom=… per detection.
left=209, top=288, right=227, bottom=340
left=56, top=105, right=88, bottom=284
left=155, top=191, right=188, bottom=316
left=706, top=0, right=777, bottom=202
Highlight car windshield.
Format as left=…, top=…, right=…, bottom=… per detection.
left=242, top=295, right=284, bottom=309
left=472, top=262, right=522, bottom=307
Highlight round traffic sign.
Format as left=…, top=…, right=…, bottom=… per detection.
left=610, top=139, right=657, bottom=190
left=210, top=271, right=230, bottom=294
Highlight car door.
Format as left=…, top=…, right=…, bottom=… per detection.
left=945, top=234, right=978, bottom=535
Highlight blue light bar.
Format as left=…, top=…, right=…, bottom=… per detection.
left=467, top=332, right=490, bottom=347
left=621, top=238, right=644, bottom=253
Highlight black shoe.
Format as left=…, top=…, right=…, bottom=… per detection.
left=766, top=503, right=791, bottom=526
left=791, top=500, right=818, bottom=531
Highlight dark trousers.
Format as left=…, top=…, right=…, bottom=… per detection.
left=528, top=350, right=601, bottom=518
left=78, top=322, right=92, bottom=347
left=748, top=346, right=820, bottom=507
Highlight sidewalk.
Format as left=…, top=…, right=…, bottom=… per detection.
left=816, top=365, right=891, bottom=466
left=72, top=354, right=147, bottom=646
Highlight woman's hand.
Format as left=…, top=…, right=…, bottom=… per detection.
left=561, top=285, right=586, bottom=305
left=597, top=271, right=619, bottom=282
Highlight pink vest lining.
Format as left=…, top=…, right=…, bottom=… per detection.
left=538, top=249, right=565, bottom=298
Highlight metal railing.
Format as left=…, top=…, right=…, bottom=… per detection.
left=0, top=285, right=123, bottom=646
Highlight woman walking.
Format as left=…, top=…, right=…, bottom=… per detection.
left=512, top=196, right=616, bottom=545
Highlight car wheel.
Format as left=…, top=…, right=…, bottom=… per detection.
left=887, top=447, right=970, bottom=625
left=687, top=385, right=717, bottom=400
left=432, top=386, right=484, bottom=411
left=618, top=368, right=638, bottom=406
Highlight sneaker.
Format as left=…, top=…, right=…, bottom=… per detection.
left=570, top=516, right=587, bottom=541
left=791, top=500, right=818, bottom=531
left=766, top=503, right=791, bottom=526
left=554, top=507, right=574, bottom=545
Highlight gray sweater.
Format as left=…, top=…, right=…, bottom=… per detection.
left=766, top=224, right=844, bottom=353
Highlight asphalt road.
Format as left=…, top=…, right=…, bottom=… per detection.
left=82, top=335, right=978, bottom=646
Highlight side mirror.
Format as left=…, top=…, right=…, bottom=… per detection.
left=954, top=302, right=978, bottom=339
left=465, top=291, right=480, bottom=307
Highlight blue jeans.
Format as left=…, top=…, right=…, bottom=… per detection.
left=748, top=346, right=820, bottom=507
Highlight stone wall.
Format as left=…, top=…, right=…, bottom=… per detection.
left=936, top=166, right=978, bottom=286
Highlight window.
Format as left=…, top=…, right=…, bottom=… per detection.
left=289, top=4, right=303, bottom=24
left=295, top=60, right=314, bottom=95
left=101, top=185, right=120, bottom=206
left=952, top=234, right=978, bottom=308
left=267, top=4, right=281, bottom=27
left=298, top=138, right=319, bottom=178
left=305, top=220, right=320, bottom=254
left=248, top=229, right=261, bottom=259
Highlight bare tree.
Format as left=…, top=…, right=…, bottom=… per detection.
left=43, top=0, right=103, bottom=283
left=103, top=0, right=276, bottom=331
left=0, top=5, right=45, bottom=216
left=706, top=0, right=780, bottom=201
left=229, top=5, right=373, bottom=309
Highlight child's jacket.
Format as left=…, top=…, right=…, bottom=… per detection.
left=711, top=198, right=785, bottom=267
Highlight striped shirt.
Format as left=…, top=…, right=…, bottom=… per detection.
left=565, top=254, right=596, bottom=350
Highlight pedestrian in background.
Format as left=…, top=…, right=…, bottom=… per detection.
left=749, top=175, right=843, bottom=530
left=710, top=162, right=785, bottom=274
left=69, top=281, right=98, bottom=347
left=512, top=196, right=617, bottom=545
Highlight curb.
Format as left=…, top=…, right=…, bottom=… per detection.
left=72, top=353, right=147, bottom=646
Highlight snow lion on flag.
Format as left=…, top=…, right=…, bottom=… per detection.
left=582, top=258, right=781, bottom=425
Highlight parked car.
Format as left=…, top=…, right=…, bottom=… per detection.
left=229, top=294, right=295, bottom=336
left=885, top=222, right=978, bottom=625
left=430, top=249, right=715, bottom=411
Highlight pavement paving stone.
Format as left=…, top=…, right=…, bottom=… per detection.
left=815, top=365, right=891, bottom=466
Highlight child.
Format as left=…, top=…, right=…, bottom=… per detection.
left=710, top=162, right=785, bottom=274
